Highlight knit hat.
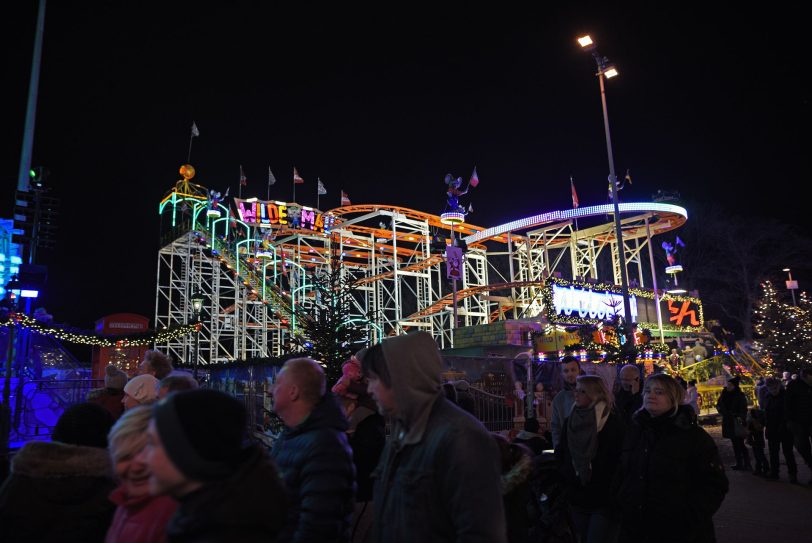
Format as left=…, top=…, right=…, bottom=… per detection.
left=153, top=389, right=246, bottom=482
left=124, top=374, right=159, bottom=404
left=104, top=365, right=128, bottom=390
left=52, top=402, right=114, bottom=448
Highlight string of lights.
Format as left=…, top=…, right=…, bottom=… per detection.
left=0, top=313, right=199, bottom=347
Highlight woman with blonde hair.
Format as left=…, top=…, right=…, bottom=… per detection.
left=105, top=405, right=177, bottom=543
left=616, top=374, right=728, bottom=542
left=556, top=374, right=623, bottom=542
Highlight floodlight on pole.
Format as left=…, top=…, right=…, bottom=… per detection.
left=577, top=34, right=634, bottom=346
left=783, top=268, right=798, bottom=306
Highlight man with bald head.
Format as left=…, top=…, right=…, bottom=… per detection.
left=271, top=358, right=355, bottom=542
left=614, top=364, right=643, bottom=425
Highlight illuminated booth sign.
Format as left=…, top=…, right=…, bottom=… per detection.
left=545, top=279, right=703, bottom=331
left=552, top=284, right=638, bottom=322
left=234, top=198, right=334, bottom=233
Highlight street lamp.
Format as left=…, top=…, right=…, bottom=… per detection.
left=783, top=268, right=798, bottom=306
left=191, top=290, right=205, bottom=379
left=577, top=34, right=634, bottom=343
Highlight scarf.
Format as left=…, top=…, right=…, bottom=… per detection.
left=566, top=401, right=609, bottom=485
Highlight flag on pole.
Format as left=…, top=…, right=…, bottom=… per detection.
left=191, top=122, right=200, bottom=137
left=240, top=165, right=247, bottom=187
left=570, top=176, right=579, bottom=208
left=469, top=166, right=479, bottom=187
left=341, top=190, right=351, bottom=206
left=293, top=167, right=304, bottom=184
left=317, top=178, right=327, bottom=195
left=268, top=167, right=277, bottom=186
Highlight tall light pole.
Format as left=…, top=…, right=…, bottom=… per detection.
left=578, top=35, right=634, bottom=341
left=783, top=268, right=798, bottom=306
left=191, top=291, right=205, bottom=379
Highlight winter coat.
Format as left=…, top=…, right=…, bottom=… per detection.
left=556, top=410, right=624, bottom=510
left=764, top=388, right=792, bottom=441
left=716, top=388, right=748, bottom=439
left=347, top=406, right=385, bottom=503
left=105, top=487, right=177, bottom=543
left=87, top=388, right=126, bottom=421
left=0, top=441, right=116, bottom=543
left=373, top=396, right=507, bottom=543
left=613, top=389, right=643, bottom=427
left=550, top=387, right=575, bottom=448
left=785, top=378, right=812, bottom=427
left=502, top=453, right=532, bottom=543
left=271, top=393, right=355, bottom=543
left=367, top=331, right=506, bottom=543
left=615, top=405, right=728, bottom=543
left=166, top=445, right=287, bottom=543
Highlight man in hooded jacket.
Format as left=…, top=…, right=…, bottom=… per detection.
left=358, top=332, right=506, bottom=543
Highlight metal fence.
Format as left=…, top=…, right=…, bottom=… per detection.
left=468, top=385, right=515, bottom=432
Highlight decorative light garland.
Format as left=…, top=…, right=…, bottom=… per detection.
left=539, top=276, right=704, bottom=331
left=0, top=314, right=199, bottom=347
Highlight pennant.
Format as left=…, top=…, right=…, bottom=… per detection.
left=293, top=167, right=304, bottom=184
left=224, top=186, right=230, bottom=198
left=624, top=169, right=632, bottom=185
left=468, top=202, right=473, bottom=213
left=268, top=167, right=277, bottom=186
left=341, top=190, right=351, bottom=206
left=570, top=176, right=579, bottom=208
left=468, top=166, right=479, bottom=188
left=240, top=165, right=247, bottom=187
left=191, top=122, right=200, bottom=137
left=317, top=178, right=327, bottom=195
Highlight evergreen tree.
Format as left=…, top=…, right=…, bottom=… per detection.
left=290, top=252, right=370, bottom=386
left=752, top=281, right=812, bottom=374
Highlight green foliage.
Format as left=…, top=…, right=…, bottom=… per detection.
left=289, top=254, right=371, bottom=386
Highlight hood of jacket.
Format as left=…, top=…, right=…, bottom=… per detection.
left=12, top=440, right=112, bottom=479
left=286, top=391, right=348, bottom=438
left=380, top=331, right=443, bottom=446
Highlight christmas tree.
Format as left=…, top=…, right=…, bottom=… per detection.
left=752, top=281, right=812, bottom=374
left=289, top=251, right=371, bottom=386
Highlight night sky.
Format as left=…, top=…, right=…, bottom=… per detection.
left=2, top=4, right=810, bottom=330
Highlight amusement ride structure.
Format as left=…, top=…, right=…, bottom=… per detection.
left=155, top=165, right=691, bottom=367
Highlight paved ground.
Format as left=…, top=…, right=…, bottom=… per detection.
left=705, top=424, right=812, bottom=542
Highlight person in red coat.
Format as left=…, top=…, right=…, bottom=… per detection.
left=105, top=405, right=177, bottom=543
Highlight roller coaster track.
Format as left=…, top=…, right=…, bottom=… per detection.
left=402, top=279, right=548, bottom=322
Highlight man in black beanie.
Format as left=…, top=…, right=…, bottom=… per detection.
left=138, top=389, right=287, bottom=541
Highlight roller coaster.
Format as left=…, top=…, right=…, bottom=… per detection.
left=155, top=166, right=689, bottom=366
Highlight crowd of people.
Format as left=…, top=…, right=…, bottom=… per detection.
left=0, top=338, right=810, bottom=542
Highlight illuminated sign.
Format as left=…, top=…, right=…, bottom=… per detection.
left=552, top=284, right=638, bottom=322
left=234, top=198, right=334, bottom=233
left=666, top=299, right=701, bottom=327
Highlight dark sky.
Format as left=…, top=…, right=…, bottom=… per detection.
left=2, top=4, right=810, bottom=328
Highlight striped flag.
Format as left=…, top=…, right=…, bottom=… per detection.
left=570, top=176, right=579, bottom=208
left=317, top=178, right=327, bottom=195
left=341, top=190, right=351, bottom=206
left=469, top=166, right=479, bottom=187
left=293, top=168, right=304, bottom=184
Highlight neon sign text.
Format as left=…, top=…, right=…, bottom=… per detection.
left=234, top=198, right=333, bottom=233
left=552, top=284, right=638, bottom=322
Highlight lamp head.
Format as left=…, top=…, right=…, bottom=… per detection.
left=577, top=35, right=595, bottom=50
left=603, top=64, right=619, bottom=78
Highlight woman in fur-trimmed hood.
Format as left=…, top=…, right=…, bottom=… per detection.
left=0, top=402, right=116, bottom=543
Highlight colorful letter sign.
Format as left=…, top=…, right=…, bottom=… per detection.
left=234, top=198, right=333, bottom=233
